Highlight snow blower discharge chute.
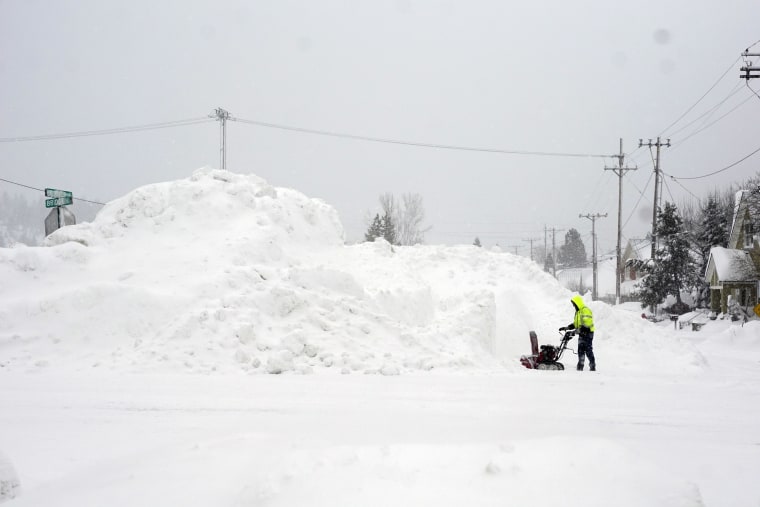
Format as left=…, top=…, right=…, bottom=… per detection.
left=520, top=330, right=576, bottom=370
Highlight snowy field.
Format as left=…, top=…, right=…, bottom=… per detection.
left=1, top=169, right=759, bottom=506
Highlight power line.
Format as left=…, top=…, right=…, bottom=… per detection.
left=659, top=56, right=742, bottom=137
left=665, top=175, right=701, bottom=201
left=666, top=142, right=760, bottom=181
left=622, top=171, right=653, bottom=229
left=666, top=82, right=745, bottom=139
left=232, top=116, right=613, bottom=159
left=662, top=172, right=677, bottom=204
left=0, top=117, right=213, bottom=143
left=0, top=177, right=106, bottom=205
left=0, top=177, right=40, bottom=192
left=670, top=92, right=755, bottom=148
left=748, top=81, right=760, bottom=101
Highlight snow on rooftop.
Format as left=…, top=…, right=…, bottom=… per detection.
left=708, top=246, right=758, bottom=282
left=0, top=168, right=704, bottom=376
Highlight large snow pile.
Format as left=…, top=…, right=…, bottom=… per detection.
left=0, top=168, right=705, bottom=375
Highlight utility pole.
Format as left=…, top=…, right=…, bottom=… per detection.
left=604, top=139, right=637, bottom=306
left=523, top=237, right=540, bottom=262
left=551, top=227, right=565, bottom=278
left=508, top=245, right=522, bottom=256
left=579, top=213, right=607, bottom=301
left=639, top=137, right=670, bottom=259
left=209, top=107, right=232, bottom=169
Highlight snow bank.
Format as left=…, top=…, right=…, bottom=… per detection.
left=0, top=169, right=706, bottom=375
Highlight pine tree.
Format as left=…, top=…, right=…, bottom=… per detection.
left=544, top=253, right=554, bottom=273
left=473, top=237, right=482, bottom=247
left=558, top=228, right=587, bottom=268
left=380, top=213, right=397, bottom=245
left=364, top=214, right=383, bottom=242
left=692, top=196, right=729, bottom=306
left=637, top=203, right=698, bottom=311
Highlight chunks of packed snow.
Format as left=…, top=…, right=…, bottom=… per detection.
left=0, top=452, right=20, bottom=502
left=0, top=169, right=706, bottom=375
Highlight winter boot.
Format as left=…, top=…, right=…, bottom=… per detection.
left=576, top=363, right=584, bottom=371
left=590, top=363, right=596, bottom=371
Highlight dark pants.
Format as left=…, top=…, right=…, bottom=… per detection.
left=577, top=332, right=595, bottom=371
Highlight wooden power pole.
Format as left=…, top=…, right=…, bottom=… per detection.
left=579, top=213, right=607, bottom=300
left=639, top=137, right=670, bottom=259
left=605, top=139, right=636, bottom=305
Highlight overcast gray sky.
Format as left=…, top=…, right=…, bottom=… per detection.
left=1, top=0, right=759, bottom=255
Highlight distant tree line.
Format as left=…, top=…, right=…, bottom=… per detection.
left=364, top=193, right=431, bottom=246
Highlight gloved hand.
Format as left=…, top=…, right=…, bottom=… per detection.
left=559, top=327, right=566, bottom=331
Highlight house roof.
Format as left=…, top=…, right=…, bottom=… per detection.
left=706, top=246, right=759, bottom=282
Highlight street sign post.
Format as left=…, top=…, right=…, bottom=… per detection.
left=42, top=188, right=75, bottom=235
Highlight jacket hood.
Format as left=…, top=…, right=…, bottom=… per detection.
left=570, top=295, right=586, bottom=310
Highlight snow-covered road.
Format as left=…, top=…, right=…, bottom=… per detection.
left=2, top=361, right=758, bottom=506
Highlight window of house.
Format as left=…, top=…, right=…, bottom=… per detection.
left=744, top=222, right=754, bottom=248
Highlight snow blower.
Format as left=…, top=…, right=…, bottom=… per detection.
left=520, top=330, right=575, bottom=370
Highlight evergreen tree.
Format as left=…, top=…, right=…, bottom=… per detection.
left=637, top=203, right=698, bottom=311
left=364, top=212, right=397, bottom=244
left=364, top=214, right=383, bottom=242
left=473, top=237, right=482, bottom=247
left=697, top=197, right=729, bottom=253
left=544, top=253, right=554, bottom=273
left=692, top=196, right=729, bottom=306
left=380, top=213, right=396, bottom=244
left=743, top=173, right=760, bottom=243
left=558, top=228, right=587, bottom=268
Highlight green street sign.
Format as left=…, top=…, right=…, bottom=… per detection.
left=45, top=188, right=73, bottom=199
left=45, top=196, right=73, bottom=208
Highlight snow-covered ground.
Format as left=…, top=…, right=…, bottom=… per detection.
left=1, top=169, right=759, bottom=506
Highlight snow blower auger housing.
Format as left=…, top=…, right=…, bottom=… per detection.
left=520, top=330, right=575, bottom=370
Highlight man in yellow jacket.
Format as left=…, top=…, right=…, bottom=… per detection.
left=559, top=295, right=596, bottom=371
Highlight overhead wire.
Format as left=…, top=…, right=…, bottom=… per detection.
left=0, top=177, right=106, bottom=205
left=623, top=50, right=756, bottom=223
left=658, top=56, right=742, bottom=138
left=670, top=92, right=755, bottom=149
left=665, top=81, right=745, bottom=139
left=665, top=174, right=701, bottom=201
left=666, top=142, right=760, bottom=181
left=0, top=117, right=214, bottom=143
left=661, top=173, right=677, bottom=204
left=748, top=82, right=760, bottom=101
left=622, top=171, right=654, bottom=229
left=231, top=116, right=614, bottom=159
